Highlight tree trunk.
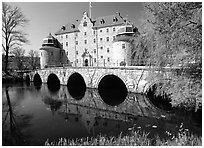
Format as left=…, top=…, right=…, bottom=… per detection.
left=5, top=48, right=9, bottom=74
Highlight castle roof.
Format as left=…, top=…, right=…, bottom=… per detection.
left=55, top=12, right=130, bottom=35
left=55, top=21, right=80, bottom=35
left=92, top=13, right=128, bottom=29
left=41, top=33, right=62, bottom=49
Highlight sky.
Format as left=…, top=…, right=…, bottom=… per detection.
left=7, top=2, right=144, bottom=55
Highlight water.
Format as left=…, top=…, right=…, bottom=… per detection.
left=2, top=83, right=202, bottom=146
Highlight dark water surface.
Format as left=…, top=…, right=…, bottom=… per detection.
left=2, top=83, right=201, bottom=146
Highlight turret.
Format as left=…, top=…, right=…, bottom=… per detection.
left=112, top=25, right=135, bottom=66
left=39, top=33, right=68, bottom=69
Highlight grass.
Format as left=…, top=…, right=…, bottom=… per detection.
left=45, top=129, right=202, bottom=146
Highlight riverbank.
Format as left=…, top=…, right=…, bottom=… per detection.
left=45, top=129, right=202, bottom=146
left=2, top=71, right=24, bottom=83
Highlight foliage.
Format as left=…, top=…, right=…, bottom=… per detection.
left=133, top=2, right=202, bottom=111
left=2, top=2, right=29, bottom=74
left=45, top=128, right=202, bottom=146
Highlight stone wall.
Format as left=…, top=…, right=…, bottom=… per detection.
left=29, top=66, right=161, bottom=94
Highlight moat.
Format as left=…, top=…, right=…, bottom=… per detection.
left=2, top=82, right=202, bottom=146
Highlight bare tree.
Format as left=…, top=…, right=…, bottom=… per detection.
left=12, top=47, right=25, bottom=70
left=28, top=50, right=39, bottom=70
left=2, top=2, right=29, bottom=74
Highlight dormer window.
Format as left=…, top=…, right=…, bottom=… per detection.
left=100, top=19, right=105, bottom=24
left=71, top=24, right=75, bottom=29
left=83, top=21, right=87, bottom=27
left=61, top=26, right=66, bottom=30
left=113, top=17, right=118, bottom=22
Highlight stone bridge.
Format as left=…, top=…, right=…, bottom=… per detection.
left=26, top=66, right=169, bottom=94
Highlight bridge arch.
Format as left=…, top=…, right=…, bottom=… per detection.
left=97, top=74, right=128, bottom=106
left=144, top=79, right=173, bottom=111
left=96, top=73, right=128, bottom=90
left=47, top=73, right=60, bottom=91
left=33, top=73, right=42, bottom=86
left=25, top=74, right=30, bottom=82
left=67, top=72, right=86, bottom=100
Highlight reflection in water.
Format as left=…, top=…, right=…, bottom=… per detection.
left=2, top=86, right=33, bottom=146
left=2, top=83, right=202, bottom=146
left=42, top=96, right=62, bottom=115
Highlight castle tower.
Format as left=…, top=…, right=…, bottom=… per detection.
left=39, top=33, right=68, bottom=69
left=112, top=25, right=135, bottom=66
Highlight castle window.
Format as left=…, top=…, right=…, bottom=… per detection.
left=101, top=56, right=103, bottom=58
left=48, top=39, right=53, bottom=43
left=107, top=48, right=110, bottom=53
left=66, top=42, right=68, bottom=46
left=113, top=27, right=115, bottom=32
left=76, top=41, right=78, bottom=45
left=100, top=38, right=102, bottom=41
left=106, top=37, right=109, bottom=42
left=106, top=28, right=109, bottom=33
left=100, top=29, right=102, bottom=33
left=66, top=35, right=68, bottom=38
left=66, top=51, right=68, bottom=55
left=84, top=40, right=87, bottom=44
left=51, top=52, right=53, bottom=56
left=93, top=38, right=96, bottom=43
left=122, top=43, right=125, bottom=49
left=84, top=32, right=87, bottom=36
left=93, top=30, right=96, bottom=35
left=100, top=46, right=103, bottom=50
left=94, top=49, right=96, bottom=54
left=113, top=36, right=116, bottom=41
left=76, top=59, right=78, bottom=63
left=76, top=51, right=78, bottom=55
left=107, top=57, right=110, bottom=62
left=94, top=58, right=96, bottom=62
left=83, top=21, right=87, bottom=27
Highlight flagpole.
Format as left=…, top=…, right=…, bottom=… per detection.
left=89, top=2, right=92, bottom=19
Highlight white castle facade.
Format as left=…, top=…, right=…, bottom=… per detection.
left=40, top=11, right=139, bottom=69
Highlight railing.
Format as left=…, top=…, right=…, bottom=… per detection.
left=42, top=58, right=190, bottom=71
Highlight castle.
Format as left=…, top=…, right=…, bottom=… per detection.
left=40, top=11, right=139, bottom=69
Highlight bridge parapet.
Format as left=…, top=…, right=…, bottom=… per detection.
left=28, top=66, right=164, bottom=93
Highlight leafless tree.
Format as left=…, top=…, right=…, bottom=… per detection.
left=28, top=49, right=39, bottom=70
left=12, top=47, right=25, bottom=70
left=2, top=2, right=29, bottom=74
